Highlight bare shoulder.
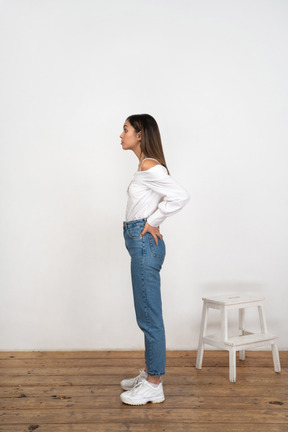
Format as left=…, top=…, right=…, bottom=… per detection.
left=141, top=159, right=161, bottom=171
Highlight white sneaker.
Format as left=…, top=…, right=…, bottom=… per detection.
left=120, top=369, right=148, bottom=391
left=120, top=379, right=165, bottom=405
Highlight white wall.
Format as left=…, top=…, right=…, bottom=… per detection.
left=0, top=0, right=287, bottom=351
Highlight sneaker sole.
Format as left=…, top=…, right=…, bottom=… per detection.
left=120, top=396, right=165, bottom=406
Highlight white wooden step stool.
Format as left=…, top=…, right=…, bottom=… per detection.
left=195, top=295, right=281, bottom=382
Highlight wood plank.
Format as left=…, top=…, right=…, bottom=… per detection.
left=0, top=424, right=287, bottom=432
left=0, top=351, right=161, bottom=360
left=0, top=384, right=287, bottom=398
left=1, top=354, right=286, bottom=368
left=1, top=395, right=287, bottom=410
left=0, top=366, right=285, bottom=377
left=0, top=408, right=288, bottom=425
left=0, top=350, right=286, bottom=360
left=0, top=373, right=286, bottom=387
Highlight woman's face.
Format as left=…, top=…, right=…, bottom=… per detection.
left=120, top=120, right=141, bottom=151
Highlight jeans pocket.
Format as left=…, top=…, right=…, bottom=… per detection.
left=127, top=225, right=142, bottom=239
left=148, top=235, right=166, bottom=260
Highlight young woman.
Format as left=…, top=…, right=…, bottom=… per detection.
left=120, top=114, right=190, bottom=405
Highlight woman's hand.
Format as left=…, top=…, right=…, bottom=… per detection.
left=140, top=221, right=162, bottom=245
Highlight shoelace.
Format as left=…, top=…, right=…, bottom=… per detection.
left=131, top=381, right=144, bottom=395
left=134, top=375, right=142, bottom=386
left=133, top=370, right=146, bottom=385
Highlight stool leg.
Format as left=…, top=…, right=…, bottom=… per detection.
left=196, top=302, right=208, bottom=369
left=221, top=306, right=228, bottom=342
left=258, top=304, right=268, bottom=334
left=271, top=340, right=281, bottom=373
left=229, top=348, right=236, bottom=382
left=239, top=308, right=245, bottom=360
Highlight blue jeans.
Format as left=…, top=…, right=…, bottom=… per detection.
left=123, top=218, right=166, bottom=376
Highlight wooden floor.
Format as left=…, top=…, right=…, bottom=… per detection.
left=0, top=350, right=287, bottom=432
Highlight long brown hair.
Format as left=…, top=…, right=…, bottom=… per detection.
left=126, top=114, right=170, bottom=175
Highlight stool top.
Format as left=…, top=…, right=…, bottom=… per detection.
left=202, top=294, right=265, bottom=305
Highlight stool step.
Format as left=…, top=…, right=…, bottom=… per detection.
left=204, top=332, right=277, bottom=348
left=203, top=295, right=265, bottom=306
left=226, top=333, right=277, bottom=347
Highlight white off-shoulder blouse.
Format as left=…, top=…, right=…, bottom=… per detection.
left=125, top=162, right=190, bottom=227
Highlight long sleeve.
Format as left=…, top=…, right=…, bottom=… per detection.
left=143, top=167, right=190, bottom=227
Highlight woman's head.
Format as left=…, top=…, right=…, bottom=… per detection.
left=121, top=114, right=169, bottom=174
